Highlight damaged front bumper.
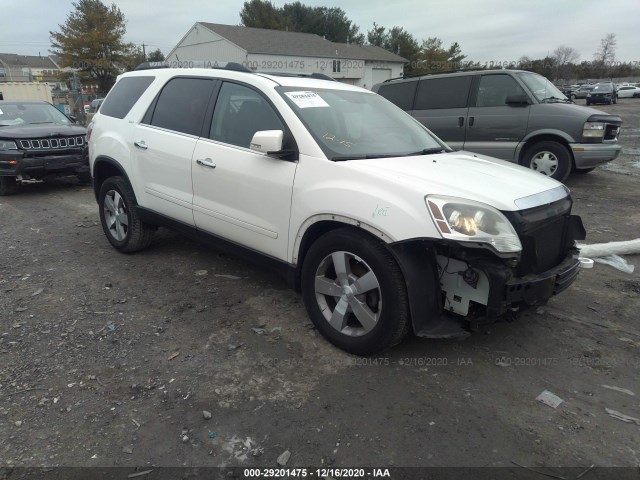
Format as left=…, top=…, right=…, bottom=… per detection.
left=437, top=251, right=581, bottom=321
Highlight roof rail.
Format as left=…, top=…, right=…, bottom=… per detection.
left=382, top=67, right=495, bottom=83
left=134, top=61, right=253, bottom=72
left=259, top=71, right=337, bottom=81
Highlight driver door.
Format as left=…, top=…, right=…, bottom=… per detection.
left=191, top=81, right=297, bottom=260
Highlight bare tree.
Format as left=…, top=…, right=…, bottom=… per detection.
left=553, top=45, right=580, bottom=66
left=593, top=33, right=617, bottom=64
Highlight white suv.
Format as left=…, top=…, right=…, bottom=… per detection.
left=89, top=62, right=586, bottom=355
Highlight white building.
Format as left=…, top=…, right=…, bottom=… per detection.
left=166, top=23, right=406, bottom=89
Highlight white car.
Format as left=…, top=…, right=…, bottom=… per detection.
left=88, top=62, right=586, bottom=355
left=617, top=85, right=640, bottom=98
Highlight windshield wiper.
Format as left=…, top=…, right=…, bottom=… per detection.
left=332, top=147, right=451, bottom=161
left=540, top=96, right=570, bottom=103
left=332, top=153, right=403, bottom=161
left=401, top=147, right=451, bottom=156
left=28, top=122, right=55, bottom=124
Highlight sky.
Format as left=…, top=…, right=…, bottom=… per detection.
left=1, top=0, right=639, bottom=63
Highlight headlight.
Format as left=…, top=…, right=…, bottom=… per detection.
left=426, top=195, right=522, bottom=253
left=0, top=140, right=18, bottom=150
left=582, top=121, right=605, bottom=138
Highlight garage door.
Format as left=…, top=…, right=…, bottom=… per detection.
left=372, top=68, right=392, bottom=85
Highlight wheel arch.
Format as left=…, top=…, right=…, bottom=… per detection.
left=92, top=156, right=136, bottom=203
left=516, top=132, right=575, bottom=169
left=291, top=215, right=395, bottom=291
left=292, top=217, right=451, bottom=338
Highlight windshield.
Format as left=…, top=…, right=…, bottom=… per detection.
left=517, top=72, right=568, bottom=102
left=277, top=87, right=448, bottom=160
left=593, top=84, right=613, bottom=92
left=0, top=102, right=72, bottom=127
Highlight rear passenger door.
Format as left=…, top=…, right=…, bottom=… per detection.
left=410, top=75, right=472, bottom=150
left=464, top=73, right=530, bottom=160
left=134, top=77, right=216, bottom=226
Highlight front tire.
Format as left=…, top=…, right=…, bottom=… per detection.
left=98, top=176, right=154, bottom=252
left=0, top=176, right=19, bottom=196
left=522, top=141, right=572, bottom=182
left=301, top=228, right=410, bottom=355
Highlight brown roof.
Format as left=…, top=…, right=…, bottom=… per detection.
left=198, top=23, right=406, bottom=63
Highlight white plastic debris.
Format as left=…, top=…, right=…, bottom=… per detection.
left=577, top=239, right=639, bottom=273
left=578, top=239, right=640, bottom=257
left=593, top=255, right=635, bottom=273
left=536, top=390, right=564, bottom=408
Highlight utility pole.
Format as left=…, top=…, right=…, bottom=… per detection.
left=142, top=43, right=147, bottom=60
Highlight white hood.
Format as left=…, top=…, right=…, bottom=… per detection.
left=341, top=151, right=567, bottom=211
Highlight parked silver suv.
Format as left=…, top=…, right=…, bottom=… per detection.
left=373, top=70, right=622, bottom=182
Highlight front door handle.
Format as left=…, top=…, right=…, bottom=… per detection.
left=196, top=158, right=216, bottom=169
left=134, top=140, right=148, bottom=150
left=457, top=116, right=465, bottom=127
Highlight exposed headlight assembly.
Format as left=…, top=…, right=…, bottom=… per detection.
left=426, top=195, right=522, bottom=253
left=582, top=121, right=605, bottom=138
left=0, top=140, right=18, bottom=151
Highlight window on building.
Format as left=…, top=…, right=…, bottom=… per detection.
left=333, top=60, right=341, bottom=73
left=0, top=67, right=6, bottom=78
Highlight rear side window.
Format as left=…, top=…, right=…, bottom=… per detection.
left=100, top=76, right=154, bottom=119
left=376, top=81, right=417, bottom=111
left=414, top=76, right=472, bottom=110
left=150, top=78, right=215, bottom=136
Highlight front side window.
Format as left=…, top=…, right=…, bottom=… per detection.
left=279, top=87, right=447, bottom=160
left=476, top=74, right=527, bottom=107
left=150, top=77, right=215, bottom=136
left=210, top=82, right=285, bottom=148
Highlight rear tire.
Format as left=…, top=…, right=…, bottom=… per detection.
left=0, top=176, right=19, bottom=196
left=522, top=141, right=572, bottom=182
left=301, top=228, right=410, bottom=355
left=98, top=176, right=154, bottom=253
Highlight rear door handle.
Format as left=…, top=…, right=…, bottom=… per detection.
left=457, top=116, right=465, bottom=127
left=134, top=140, right=147, bottom=150
left=196, top=158, right=216, bottom=169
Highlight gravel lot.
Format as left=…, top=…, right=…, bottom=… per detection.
left=1, top=99, right=639, bottom=475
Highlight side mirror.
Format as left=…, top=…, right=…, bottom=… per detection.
left=250, top=130, right=284, bottom=154
left=505, top=94, right=530, bottom=106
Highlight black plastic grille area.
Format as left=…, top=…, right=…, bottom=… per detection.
left=19, top=136, right=85, bottom=150
left=519, top=216, right=567, bottom=274
left=503, top=197, right=573, bottom=276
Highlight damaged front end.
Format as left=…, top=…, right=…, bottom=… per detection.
left=391, top=188, right=586, bottom=337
